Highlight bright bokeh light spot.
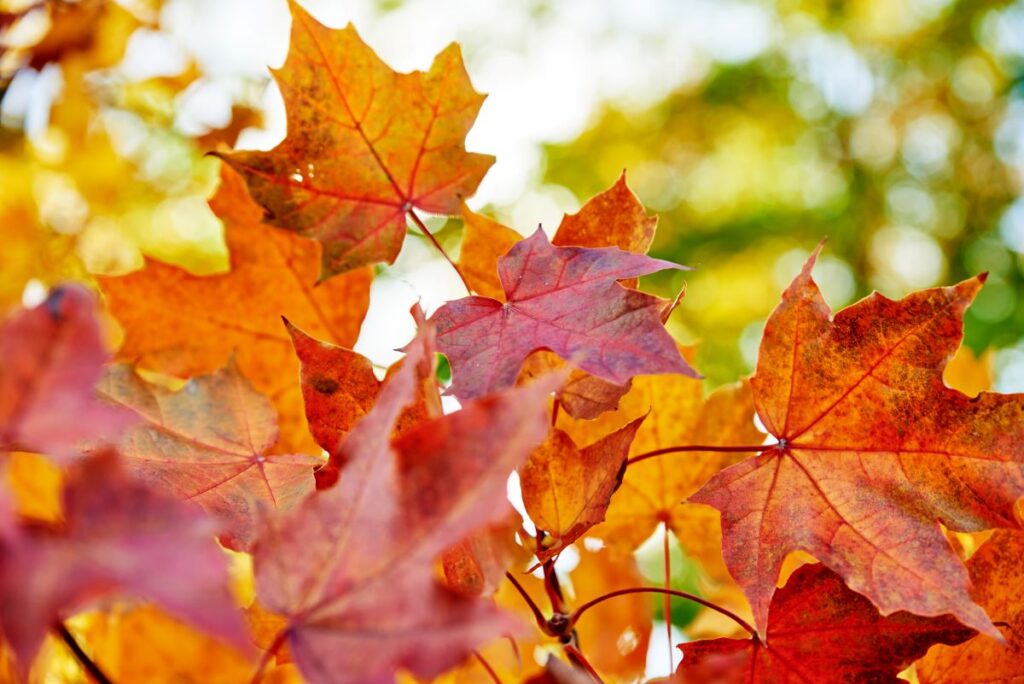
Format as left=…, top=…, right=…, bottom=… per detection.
left=999, top=198, right=1024, bottom=254
left=901, top=114, right=960, bottom=177
left=996, top=344, right=1024, bottom=393
left=870, top=226, right=946, bottom=291
left=850, top=115, right=898, bottom=168
left=20, top=279, right=47, bottom=308
left=739, top=319, right=765, bottom=370
left=787, top=33, right=874, bottom=116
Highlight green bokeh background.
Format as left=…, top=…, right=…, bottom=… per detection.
left=539, top=0, right=1024, bottom=386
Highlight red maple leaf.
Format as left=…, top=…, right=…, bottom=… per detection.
left=675, top=564, right=973, bottom=683
left=691, top=247, right=1024, bottom=638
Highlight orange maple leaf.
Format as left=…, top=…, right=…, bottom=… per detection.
left=97, top=362, right=320, bottom=551
left=520, top=416, right=644, bottom=560
left=221, top=0, right=493, bottom=277
left=99, top=167, right=371, bottom=454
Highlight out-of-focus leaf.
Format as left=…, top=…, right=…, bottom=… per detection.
left=99, top=167, right=372, bottom=454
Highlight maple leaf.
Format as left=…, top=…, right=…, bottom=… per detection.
left=458, top=173, right=657, bottom=301
left=286, top=319, right=380, bottom=455
left=434, top=229, right=694, bottom=401
left=0, top=285, right=134, bottom=460
left=99, top=166, right=371, bottom=454
left=674, top=564, right=973, bottom=683
left=556, top=363, right=761, bottom=585
left=916, top=530, right=1024, bottom=682
left=286, top=318, right=432, bottom=489
left=253, top=323, right=562, bottom=684
left=552, top=171, right=658, bottom=254
left=457, top=174, right=664, bottom=418
left=0, top=452, right=247, bottom=672
left=96, top=362, right=321, bottom=551
left=521, top=416, right=644, bottom=560
left=220, top=0, right=493, bottom=277
left=458, top=205, right=521, bottom=301
left=441, top=515, right=525, bottom=598
left=691, top=248, right=1024, bottom=638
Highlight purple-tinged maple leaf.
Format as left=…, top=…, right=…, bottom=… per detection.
left=0, top=452, right=247, bottom=673
left=433, top=229, right=696, bottom=401
left=0, top=285, right=134, bottom=459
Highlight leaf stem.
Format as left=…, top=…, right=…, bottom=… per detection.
left=504, top=571, right=548, bottom=632
left=473, top=650, right=503, bottom=684
left=564, top=644, right=605, bottom=683
left=55, top=622, right=112, bottom=684
left=627, top=443, right=776, bottom=466
left=570, top=587, right=755, bottom=637
left=662, top=524, right=674, bottom=673
left=407, top=208, right=472, bottom=294
left=250, top=628, right=289, bottom=684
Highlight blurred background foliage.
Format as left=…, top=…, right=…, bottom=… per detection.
left=2, top=0, right=1024, bottom=672
left=543, top=0, right=1024, bottom=384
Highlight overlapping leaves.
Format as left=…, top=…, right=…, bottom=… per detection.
left=3, top=1, right=1024, bottom=682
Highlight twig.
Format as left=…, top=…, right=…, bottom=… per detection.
left=250, top=628, right=289, bottom=684
left=407, top=208, right=472, bottom=294
left=662, top=524, right=674, bottom=673
left=473, top=650, right=503, bottom=684
left=627, top=443, right=776, bottom=466
left=570, top=587, right=756, bottom=637
left=542, top=559, right=567, bottom=615
left=55, top=622, right=112, bottom=684
left=564, top=643, right=604, bottom=683
left=504, top=571, right=548, bottom=631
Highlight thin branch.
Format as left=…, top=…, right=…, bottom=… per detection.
left=542, top=559, right=567, bottom=615
left=564, top=644, right=605, bottom=683
left=551, top=398, right=561, bottom=427
left=504, top=634, right=522, bottom=667
left=473, top=650, right=503, bottom=684
left=662, top=524, right=674, bottom=673
left=570, top=587, right=756, bottom=637
left=55, top=622, right=112, bottom=684
left=504, top=571, right=548, bottom=631
left=250, top=628, right=289, bottom=684
left=407, top=208, right=471, bottom=294
left=627, top=443, right=776, bottom=466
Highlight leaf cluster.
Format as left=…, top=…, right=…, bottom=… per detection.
left=1, top=3, right=1023, bottom=683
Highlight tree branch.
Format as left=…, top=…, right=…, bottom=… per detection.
left=570, top=586, right=755, bottom=637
